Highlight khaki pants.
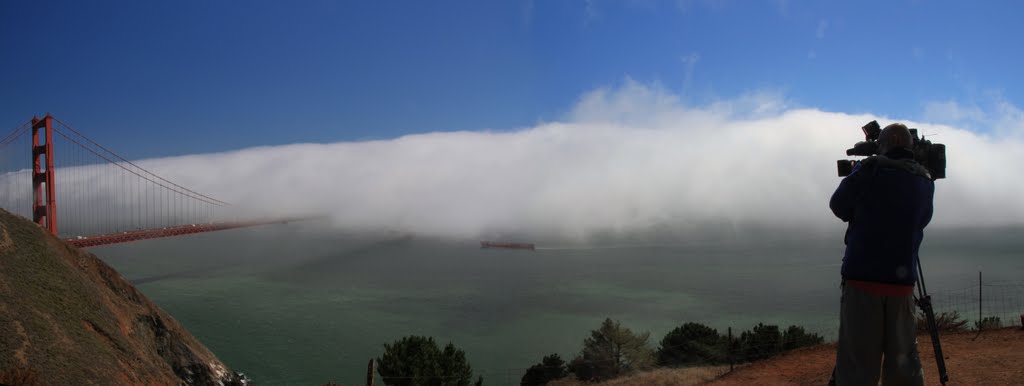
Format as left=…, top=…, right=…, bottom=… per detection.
left=834, top=283, right=924, bottom=386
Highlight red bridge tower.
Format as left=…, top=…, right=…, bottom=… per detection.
left=31, top=114, right=57, bottom=235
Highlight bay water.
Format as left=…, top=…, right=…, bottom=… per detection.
left=94, top=222, right=1023, bottom=384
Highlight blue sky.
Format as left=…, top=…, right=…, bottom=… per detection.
left=2, top=0, right=1022, bottom=159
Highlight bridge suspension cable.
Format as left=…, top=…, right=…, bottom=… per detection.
left=0, top=114, right=272, bottom=247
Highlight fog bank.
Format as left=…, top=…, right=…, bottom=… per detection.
left=31, top=80, right=1024, bottom=240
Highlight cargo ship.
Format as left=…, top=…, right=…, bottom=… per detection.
left=480, top=241, right=535, bottom=250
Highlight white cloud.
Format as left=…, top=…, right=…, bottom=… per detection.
left=991, top=98, right=1024, bottom=137
left=816, top=19, right=828, bottom=39
left=161, top=82, right=1024, bottom=237
left=707, top=89, right=791, bottom=118
left=922, top=100, right=986, bottom=125
left=922, top=95, right=1024, bottom=139
left=6, top=80, right=1024, bottom=241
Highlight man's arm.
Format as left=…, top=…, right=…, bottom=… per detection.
left=830, top=163, right=869, bottom=222
left=920, top=181, right=935, bottom=228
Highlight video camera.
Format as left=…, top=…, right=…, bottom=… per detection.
left=836, top=120, right=946, bottom=180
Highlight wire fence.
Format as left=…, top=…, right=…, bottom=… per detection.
left=930, top=280, right=1024, bottom=330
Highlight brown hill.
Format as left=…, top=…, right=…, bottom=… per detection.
left=0, top=209, right=246, bottom=385
left=554, top=327, right=1023, bottom=385
left=709, top=327, right=1023, bottom=385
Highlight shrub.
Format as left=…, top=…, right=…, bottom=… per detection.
left=377, top=336, right=474, bottom=386
left=916, top=310, right=968, bottom=333
left=656, top=322, right=724, bottom=366
left=569, top=318, right=655, bottom=382
left=739, top=323, right=781, bottom=361
left=780, top=325, right=823, bottom=351
left=520, top=354, right=568, bottom=386
left=974, top=316, right=1002, bottom=331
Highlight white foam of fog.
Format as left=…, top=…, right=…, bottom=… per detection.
left=7, top=79, right=1024, bottom=239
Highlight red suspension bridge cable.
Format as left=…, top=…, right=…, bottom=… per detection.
left=0, top=122, right=32, bottom=147
left=3, top=114, right=302, bottom=246
left=51, top=117, right=230, bottom=206
left=50, top=127, right=227, bottom=207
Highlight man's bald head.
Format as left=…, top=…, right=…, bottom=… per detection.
left=878, top=123, right=913, bottom=155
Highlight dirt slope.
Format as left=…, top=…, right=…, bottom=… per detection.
left=551, top=326, right=1023, bottom=385
left=0, top=209, right=246, bottom=385
left=710, top=327, right=1023, bottom=385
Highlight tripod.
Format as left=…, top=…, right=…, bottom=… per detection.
left=915, top=257, right=950, bottom=385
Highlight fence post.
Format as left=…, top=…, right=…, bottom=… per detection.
left=978, top=271, right=982, bottom=327
left=367, top=358, right=375, bottom=386
left=728, top=327, right=734, bottom=372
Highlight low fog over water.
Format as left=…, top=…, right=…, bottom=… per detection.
left=8, top=81, right=1021, bottom=241
left=65, top=82, right=1024, bottom=383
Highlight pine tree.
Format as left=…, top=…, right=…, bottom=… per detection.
left=377, top=336, right=474, bottom=386
left=657, top=322, right=724, bottom=366
left=569, top=318, right=655, bottom=382
left=520, top=353, right=568, bottom=386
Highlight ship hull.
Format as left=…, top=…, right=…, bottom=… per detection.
left=480, top=241, right=535, bottom=250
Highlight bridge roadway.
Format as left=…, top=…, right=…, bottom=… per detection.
left=65, top=218, right=304, bottom=248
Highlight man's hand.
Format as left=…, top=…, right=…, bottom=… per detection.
left=830, top=162, right=871, bottom=222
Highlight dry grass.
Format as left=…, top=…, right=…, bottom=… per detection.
left=548, top=365, right=732, bottom=386
left=0, top=209, right=235, bottom=384
left=707, top=328, right=1024, bottom=385
left=0, top=367, right=45, bottom=386
left=0, top=222, right=12, bottom=251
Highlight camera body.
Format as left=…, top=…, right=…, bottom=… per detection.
left=836, top=120, right=946, bottom=180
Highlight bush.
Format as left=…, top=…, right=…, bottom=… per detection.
left=520, top=354, right=568, bottom=386
left=656, top=322, right=724, bottom=366
left=739, top=323, right=781, bottom=361
left=780, top=325, right=823, bottom=351
left=916, top=310, right=968, bottom=333
left=974, top=316, right=1002, bottom=331
left=568, top=318, right=655, bottom=382
left=377, top=336, right=475, bottom=386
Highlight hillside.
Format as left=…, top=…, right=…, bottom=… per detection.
left=0, top=209, right=246, bottom=385
left=553, top=327, right=1023, bottom=385
left=709, top=327, right=1023, bottom=385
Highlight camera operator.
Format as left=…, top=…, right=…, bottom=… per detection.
left=829, top=123, right=934, bottom=385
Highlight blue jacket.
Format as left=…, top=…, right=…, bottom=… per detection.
left=830, top=149, right=935, bottom=285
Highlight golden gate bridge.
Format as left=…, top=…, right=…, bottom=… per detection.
left=0, top=114, right=298, bottom=248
